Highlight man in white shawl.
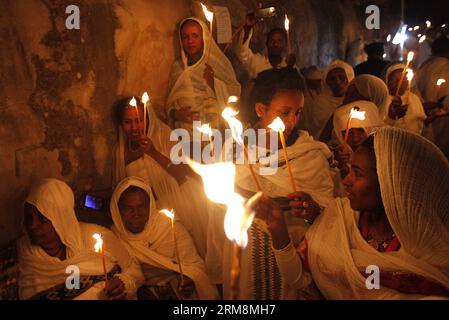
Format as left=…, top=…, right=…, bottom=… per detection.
left=414, top=36, right=449, bottom=157
left=220, top=68, right=338, bottom=300
left=110, top=176, right=218, bottom=300
left=113, top=96, right=211, bottom=260
left=382, top=63, right=426, bottom=135
left=17, top=179, right=144, bottom=300
left=299, top=60, right=355, bottom=139
left=166, top=17, right=241, bottom=134
left=258, top=127, right=449, bottom=299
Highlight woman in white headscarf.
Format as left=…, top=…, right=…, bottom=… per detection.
left=382, top=63, right=426, bottom=135
left=299, top=60, right=354, bottom=139
left=166, top=17, right=241, bottom=134
left=113, top=96, right=211, bottom=259
left=110, top=176, right=218, bottom=300
left=17, top=179, right=144, bottom=300
left=332, top=101, right=384, bottom=178
left=259, top=127, right=449, bottom=299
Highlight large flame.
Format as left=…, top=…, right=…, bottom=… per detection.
left=201, top=3, right=214, bottom=23
left=141, top=92, right=149, bottom=104
left=93, top=233, right=103, bottom=253
left=187, top=159, right=260, bottom=247
left=267, top=117, right=286, bottom=132
left=222, top=107, right=244, bottom=145
left=350, top=107, right=366, bottom=120
left=437, top=79, right=446, bottom=86
left=160, top=209, right=175, bottom=220
left=284, top=14, right=290, bottom=31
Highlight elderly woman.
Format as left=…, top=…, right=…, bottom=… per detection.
left=166, top=17, right=240, bottom=134
left=110, top=177, right=218, bottom=300
left=259, top=127, right=449, bottom=299
left=299, top=60, right=354, bottom=139
left=220, top=68, right=339, bottom=300
left=17, top=179, right=144, bottom=300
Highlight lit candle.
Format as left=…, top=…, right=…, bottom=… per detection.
left=268, top=117, right=296, bottom=193
left=386, top=34, right=391, bottom=42
left=160, top=209, right=184, bottom=284
left=437, top=79, right=447, bottom=103
left=395, top=51, right=414, bottom=96
left=222, top=106, right=262, bottom=192
left=426, top=20, right=431, bottom=28
left=201, top=3, right=214, bottom=61
left=419, top=35, right=426, bottom=43
left=197, top=123, right=215, bottom=157
left=405, top=68, right=414, bottom=104
left=187, top=160, right=262, bottom=299
left=284, top=14, right=291, bottom=55
left=343, top=107, right=366, bottom=149
left=141, top=92, right=149, bottom=136
left=93, top=233, right=108, bottom=288
left=129, top=97, right=143, bottom=136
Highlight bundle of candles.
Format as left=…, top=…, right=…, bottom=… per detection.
left=129, top=91, right=151, bottom=136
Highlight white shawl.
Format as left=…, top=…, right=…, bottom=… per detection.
left=18, top=179, right=142, bottom=300
left=110, top=177, right=218, bottom=300
left=351, top=74, right=390, bottom=111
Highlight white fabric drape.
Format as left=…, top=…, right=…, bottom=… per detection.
left=110, top=176, right=218, bottom=300
left=299, top=60, right=354, bottom=139
left=274, top=127, right=449, bottom=299
left=351, top=74, right=390, bottom=111
left=382, top=64, right=426, bottom=135
left=166, top=17, right=240, bottom=132
left=18, top=179, right=143, bottom=300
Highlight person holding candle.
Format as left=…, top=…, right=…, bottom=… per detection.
left=17, top=179, right=144, bottom=300
left=299, top=60, right=355, bottom=140
left=258, top=127, right=449, bottom=299
left=382, top=63, right=427, bottom=135
left=110, top=177, right=218, bottom=300
left=113, top=97, right=211, bottom=260
left=166, top=17, right=240, bottom=135
left=222, top=68, right=338, bottom=299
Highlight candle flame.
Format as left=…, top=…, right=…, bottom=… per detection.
left=406, top=69, right=414, bottom=82
left=407, top=51, right=414, bottom=62
left=413, top=25, right=420, bottom=31
left=187, top=159, right=261, bottom=247
left=382, top=53, right=387, bottom=59
left=417, top=33, right=422, bottom=38
left=228, top=96, right=239, bottom=103
left=129, top=97, right=137, bottom=107
left=442, top=24, right=447, bottom=28
left=437, top=79, right=446, bottom=86
left=350, top=108, right=366, bottom=120
left=386, top=34, right=391, bottom=42
left=419, top=35, right=426, bottom=43
left=284, top=14, right=290, bottom=31
left=426, top=20, right=431, bottom=28
left=160, top=209, right=175, bottom=220
left=197, top=123, right=212, bottom=136
left=222, top=107, right=244, bottom=145
left=142, top=92, right=149, bottom=104
left=201, top=3, right=214, bottom=23
left=408, top=27, right=413, bottom=32
left=268, top=117, right=285, bottom=132
left=93, top=233, right=103, bottom=253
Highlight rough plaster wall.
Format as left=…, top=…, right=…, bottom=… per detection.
left=0, top=0, right=366, bottom=246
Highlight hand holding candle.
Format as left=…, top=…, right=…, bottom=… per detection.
left=93, top=233, right=108, bottom=288
left=160, top=209, right=184, bottom=284
left=395, top=52, right=414, bottom=96
left=268, top=117, right=296, bottom=193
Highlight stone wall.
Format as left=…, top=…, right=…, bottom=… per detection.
left=0, top=0, right=378, bottom=246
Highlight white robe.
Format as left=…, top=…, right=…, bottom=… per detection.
left=110, top=177, right=218, bottom=300
left=18, top=179, right=143, bottom=300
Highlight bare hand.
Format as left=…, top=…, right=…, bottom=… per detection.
left=388, top=96, right=407, bottom=120
left=425, top=106, right=449, bottom=126
left=203, top=64, right=215, bottom=91
left=175, top=107, right=200, bottom=123
left=334, top=145, right=352, bottom=169
left=287, top=192, right=321, bottom=224
left=104, top=277, right=127, bottom=300
left=138, top=136, right=155, bottom=155
left=178, top=276, right=195, bottom=299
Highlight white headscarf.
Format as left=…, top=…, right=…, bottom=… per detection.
left=110, top=176, right=218, bottom=299
left=166, top=17, right=240, bottom=128
left=333, top=100, right=384, bottom=145
left=306, top=127, right=449, bottom=299
left=383, top=64, right=426, bottom=135
left=351, top=74, right=390, bottom=111
left=17, top=179, right=115, bottom=299
left=300, top=60, right=355, bottom=139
